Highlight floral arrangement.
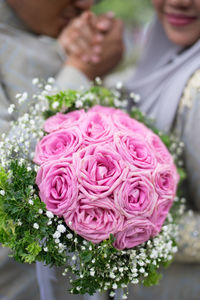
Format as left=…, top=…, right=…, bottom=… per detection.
left=0, top=79, right=186, bottom=298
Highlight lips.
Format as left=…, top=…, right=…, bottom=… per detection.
left=165, top=13, right=198, bottom=26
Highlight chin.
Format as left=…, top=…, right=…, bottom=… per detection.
left=165, top=28, right=199, bottom=47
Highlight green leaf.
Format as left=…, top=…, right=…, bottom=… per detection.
left=143, top=269, right=162, bottom=287
left=26, top=242, right=41, bottom=256
left=80, top=251, right=93, bottom=263
left=0, top=165, right=8, bottom=189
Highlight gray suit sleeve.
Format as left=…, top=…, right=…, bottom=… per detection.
left=55, top=65, right=91, bottom=90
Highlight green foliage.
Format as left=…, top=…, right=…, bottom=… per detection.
left=143, top=267, right=162, bottom=287
left=44, top=85, right=117, bottom=119
left=45, top=90, right=78, bottom=116
left=93, top=0, right=153, bottom=25
left=177, top=167, right=187, bottom=183
left=0, top=165, right=8, bottom=189
left=0, top=161, right=67, bottom=265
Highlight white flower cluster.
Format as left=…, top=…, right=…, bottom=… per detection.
left=0, top=78, right=58, bottom=172
left=75, top=92, right=97, bottom=109
left=69, top=217, right=179, bottom=296
left=169, top=136, right=185, bottom=166
left=51, top=221, right=68, bottom=253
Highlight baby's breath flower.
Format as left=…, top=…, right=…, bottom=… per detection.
left=46, top=211, right=54, bottom=219
left=67, top=233, right=73, bottom=239
left=57, top=224, right=66, bottom=233
left=47, top=77, right=55, bottom=84
left=33, top=223, right=39, bottom=229
left=8, top=104, right=15, bottom=114
left=132, top=279, right=139, bottom=284
left=32, top=78, right=39, bottom=85
left=15, top=93, right=22, bottom=99
left=28, top=199, right=34, bottom=205
left=95, top=77, right=102, bottom=85
left=110, top=273, right=115, bottom=279
left=116, top=81, right=123, bottom=89
left=109, top=291, right=115, bottom=297
left=59, top=243, right=65, bottom=249
left=53, top=231, right=61, bottom=239
left=45, top=84, right=52, bottom=91
left=75, top=100, right=83, bottom=108
left=139, top=267, right=145, bottom=273
left=90, top=270, right=95, bottom=276
left=52, top=101, right=59, bottom=109
left=0, top=190, right=5, bottom=196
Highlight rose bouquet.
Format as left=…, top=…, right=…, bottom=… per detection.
left=0, top=80, right=186, bottom=298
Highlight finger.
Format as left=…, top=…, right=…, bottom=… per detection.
left=95, top=12, right=115, bottom=32
left=75, top=0, right=94, bottom=10
left=81, top=10, right=94, bottom=21
left=112, top=19, right=124, bottom=34
left=71, top=14, right=97, bottom=45
left=90, top=54, right=101, bottom=64
left=72, top=18, right=84, bottom=29
left=92, top=45, right=102, bottom=54
left=78, top=23, right=95, bottom=44
left=81, top=54, right=90, bottom=63
left=105, top=11, right=115, bottom=19
left=93, top=33, right=104, bottom=43
left=67, top=43, right=82, bottom=56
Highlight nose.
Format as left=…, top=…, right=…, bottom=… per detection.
left=75, top=0, right=94, bottom=10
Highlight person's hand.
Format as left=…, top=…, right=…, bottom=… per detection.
left=66, top=18, right=124, bottom=80
left=58, top=11, right=114, bottom=64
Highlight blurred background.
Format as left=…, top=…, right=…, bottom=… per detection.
left=93, top=0, right=154, bottom=83
left=94, top=0, right=153, bottom=26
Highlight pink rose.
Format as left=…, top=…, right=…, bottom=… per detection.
left=81, top=111, right=115, bottom=144
left=44, top=110, right=85, bottom=133
left=34, top=106, right=179, bottom=248
left=147, top=133, right=173, bottom=164
left=64, top=196, right=124, bottom=244
left=114, top=132, right=157, bottom=170
left=36, top=160, right=78, bottom=216
left=73, top=144, right=129, bottom=200
left=34, top=128, right=83, bottom=165
left=114, top=171, right=158, bottom=219
left=153, top=164, right=179, bottom=197
left=89, top=105, right=117, bottom=116
left=150, top=197, right=173, bottom=231
left=114, top=218, right=157, bottom=250
left=112, top=112, right=148, bottom=136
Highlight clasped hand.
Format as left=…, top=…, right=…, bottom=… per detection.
left=58, top=11, right=124, bottom=80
